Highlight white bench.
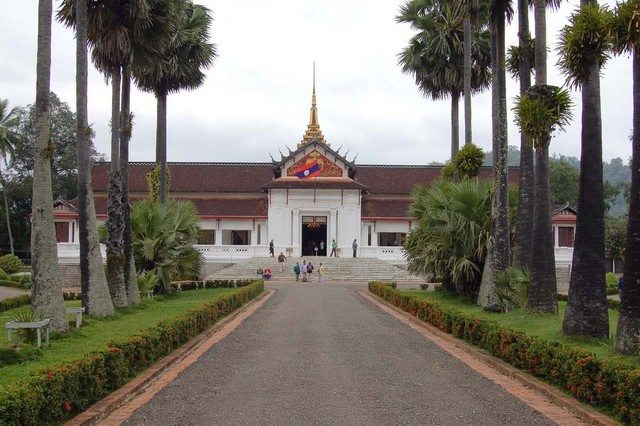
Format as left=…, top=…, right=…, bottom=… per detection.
left=66, top=307, right=85, bottom=328
left=5, top=319, right=50, bottom=348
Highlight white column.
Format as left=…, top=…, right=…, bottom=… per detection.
left=292, top=209, right=301, bottom=256
left=215, top=220, right=223, bottom=245
left=554, top=225, right=560, bottom=248
left=329, top=209, right=337, bottom=243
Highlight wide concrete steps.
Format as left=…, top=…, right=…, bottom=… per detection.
left=204, top=257, right=426, bottom=284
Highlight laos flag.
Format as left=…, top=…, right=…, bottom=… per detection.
left=294, top=161, right=321, bottom=179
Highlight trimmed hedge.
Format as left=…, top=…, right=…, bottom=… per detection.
left=0, top=295, right=31, bottom=313
left=557, top=293, right=621, bottom=311
left=369, top=282, right=640, bottom=424
left=0, top=281, right=264, bottom=424
left=170, top=279, right=257, bottom=291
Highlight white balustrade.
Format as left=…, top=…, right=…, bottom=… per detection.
left=57, top=243, right=107, bottom=264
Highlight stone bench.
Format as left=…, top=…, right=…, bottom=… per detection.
left=5, top=318, right=50, bottom=348
left=66, top=307, right=85, bottom=328
left=144, top=290, right=154, bottom=300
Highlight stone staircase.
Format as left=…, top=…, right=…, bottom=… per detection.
left=205, top=257, right=426, bottom=284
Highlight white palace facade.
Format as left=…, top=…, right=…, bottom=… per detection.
left=54, top=84, right=577, bottom=270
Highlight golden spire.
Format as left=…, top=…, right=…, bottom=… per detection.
left=299, top=62, right=328, bottom=147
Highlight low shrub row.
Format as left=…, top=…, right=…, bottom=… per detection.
left=557, top=293, right=621, bottom=311
left=0, top=295, right=31, bottom=313
left=0, top=280, right=264, bottom=424
left=170, top=279, right=258, bottom=291
left=369, top=282, right=640, bottom=424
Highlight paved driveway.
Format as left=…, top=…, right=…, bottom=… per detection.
left=125, top=283, right=552, bottom=425
left=0, top=286, right=28, bottom=301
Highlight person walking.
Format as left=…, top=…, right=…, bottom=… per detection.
left=293, top=262, right=301, bottom=282
left=269, top=239, right=274, bottom=257
left=301, top=260, right=308, bottom=282
left=277, top=252, right=286, bottom=272
left=318, top=262, right=327, bottom=283
left=307, top=261, right=314, bottom=279
left=330, top=239, right=338, bottom=257
left=352, top=239, right=358, bottom=258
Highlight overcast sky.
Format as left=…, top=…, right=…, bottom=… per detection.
left=0, top=0, right=633, bottom=166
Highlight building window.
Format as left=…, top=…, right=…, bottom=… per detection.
left=378, top=232, right=406, bottom=247
left=222, top=230, right=250, bottom=245
left=198, top=229, right=215, bottom=245
left=55, top=222, right=69, bottom=243
left=558, top=227, right=575, bottom=247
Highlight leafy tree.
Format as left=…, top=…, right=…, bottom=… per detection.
left=131, top=199, right=202, bottom=294
left=444, top=144, right=485, bottom=180
left=0, top=99, right=21, bottom=255
left=558, top=2, right=612, bottom=338
left=605, top=216, right=627, bottom=261
left=610, top=0, right=640, bottom=354
left=31, top=0, right=69, bottom=333
left=549, top=158, right=579, bottom=205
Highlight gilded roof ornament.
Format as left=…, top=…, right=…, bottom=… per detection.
left=299, top=63, right=329, bottom=147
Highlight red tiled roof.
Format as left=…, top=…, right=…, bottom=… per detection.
left=361, top=197, right=411, bottom=218
left=261, top=178, right=369, bottom=191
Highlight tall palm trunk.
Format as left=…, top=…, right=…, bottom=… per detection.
left=451, top=91, right=460, bottom=158
left=563, top=0, right=609, bottom=337
left=106, top=65, right=127, bottom=308
left=75, top=0, right=114, bottom=317
left=478, top=4, right=509, bottom=310
left=1, top=175, right=14, bottom=255
left=32, top=0, right=68, bottom=332
left=120, top=66, right=140, bottom=305
left=463, top=13, right=472, bottom=146
left=615, top=47, right=640, bottom=353
left=156, top=89, right=168, bottom=204
left=512, top=0, right=534, bottom=270
left=527, top=0, right=557, bottom=313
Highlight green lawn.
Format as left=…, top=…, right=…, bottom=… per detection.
left=0, top=288, right=235, bottom=387
left=402, top=289, right=640, bottom=368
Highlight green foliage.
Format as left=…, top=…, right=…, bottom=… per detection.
left=9, top=308, right=43, bottom=344
left=452, top=144, right=485, bottom=179
left=557, top=4, right=614, bottom=88
left=513, top=85, right=573, bottom=150
left=493, top=267, right=530, bottom=312
left=549, top=158, right=580, bottom=205
left=0, top=254, right=24, bottom=274
left=605, top=216, right=627, bottom=259
left=131, top=199, right=202, bottom=293
left=9, top=274, right=32, bottom=288
left=606, top=272, right=620, bottom=295
left=0, top=282, right=264, bottom=424
left=0, top=347, right=41, bottom=368
left=405, top=179, right=517, bottom=299
left=440, top=162, right=456, bottom=180
left=146, top=164, right=171, bottom=202
left=506, top=38, right=535, bottom=80
left=0, top=295, right=31, bottom=313
left=369, top=283, right=640, bottom=423
left=610, top=0, right=640, bottom=55
left=137, top=272, right=159, bottom=294
left=0, top=268, right=10, bottom=281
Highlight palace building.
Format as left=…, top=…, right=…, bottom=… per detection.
left=54, top=81, right=576, bottom=277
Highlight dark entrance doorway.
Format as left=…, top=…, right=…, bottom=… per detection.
left=301, top=216, right=327, bottom=256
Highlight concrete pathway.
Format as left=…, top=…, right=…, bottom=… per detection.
left=0, top=286, right=28, bottom=301
left=118, top=282, right=568, bottom=425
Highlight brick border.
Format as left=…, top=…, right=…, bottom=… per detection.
left=66, top=289, right=275, bottom=425
left=361, top=290, right=619, bottom=426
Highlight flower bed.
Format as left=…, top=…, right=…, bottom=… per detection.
left=369, top=282, right=640, bottom=424
left=0, top=280, right=264, bottom=424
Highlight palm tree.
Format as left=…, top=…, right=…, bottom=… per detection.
left=397, top=0, right=491, bottom=159
left=477, top=0, right=513, bottom=311
left=558, top=2, right=611, bottom=337
left=32, top=0, right=69, bottom=333
left=0, top=99, right=21, bottom=255
left=74, top=0, right=114, bottom=317
left=514, top=86, right=572, bottom=314
left=509, top=0, right=534, bottom=270
left=134, top=0, right=216, bottom=205
left=611, top=0, right=640, bottom=354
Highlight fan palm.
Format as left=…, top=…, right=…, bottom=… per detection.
left=0, top=99, right=21, bottom=255
left=397, top=0, right=491, bottom=159
left=31, top=0, right=69, bottom=333
left=558, top=2, right=612, bottom=338
left=73, top=0, right=114, bottom=316
left=610, top=0, right=640, bottom=354
left=133, top=0, right=216, bottom=205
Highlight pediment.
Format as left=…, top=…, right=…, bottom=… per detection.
left=273, top=139, right=357, bottom=179
left=286, top=150, right=344, bottom=177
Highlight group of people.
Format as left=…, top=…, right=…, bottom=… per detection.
left=293, top=260, right=327, bottom=283
left=269, top=238, right=356, bottom=258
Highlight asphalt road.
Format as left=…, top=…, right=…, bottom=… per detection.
left=125, top=283, right=553, bottom=425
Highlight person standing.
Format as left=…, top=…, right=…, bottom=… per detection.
left=320, top=240, right=325, bottom=255
left=301, top=260, right=308, bottom=282
left=269, top=239, right=274, bottom=257
left=330, top=239, right=338, bottom=257
left=318, top=262, right=327, bottom=283
left=293, top=262, right=301, bottom=282
left=314, top=243, right=319, bottom=256
left=277, top=252, right=286, bottom=272
left=352, top=239, right=358, bottom=258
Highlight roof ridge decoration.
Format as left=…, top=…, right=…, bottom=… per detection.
left=299, top=62, right=328, bottom=147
